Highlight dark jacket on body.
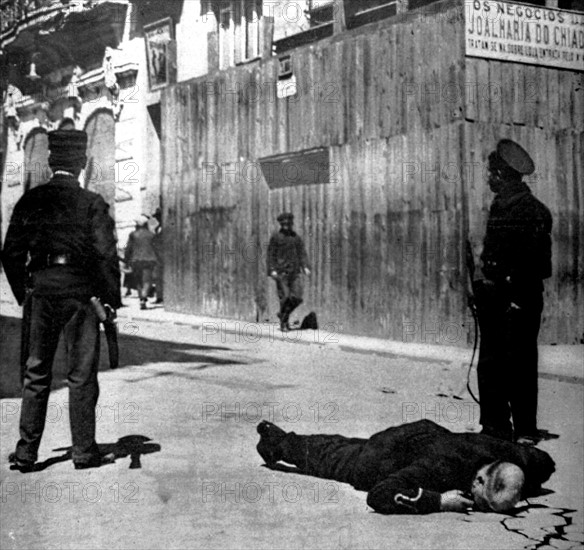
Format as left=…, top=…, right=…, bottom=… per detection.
left=279, top=420, right=555, bottom=514
left=481, top=180, right=552, bottom=300
left=125, top=227, right=158, bottom=264
left=2, top=174, right=121, bottom=308
left=267, top=230, right=310, bottom=275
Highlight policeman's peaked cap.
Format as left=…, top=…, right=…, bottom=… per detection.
left=48, top=130, right=88, bottom=170
left=277, top=212, right=294, bottom=223
left=496, top=139, right=535, bottom=175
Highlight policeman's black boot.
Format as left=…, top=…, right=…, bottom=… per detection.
left=480, top=425, right=513, bottom=441
left=8, top=452, right=35, bottom=473
left=256, top=421, right=287, bottom=466
left=279, top=303, right=291, bottom=332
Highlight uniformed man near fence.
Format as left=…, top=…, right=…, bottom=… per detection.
left=267, top=213, right=311, bottom=332
left=256, top=419, right=555, bottom=515
left=2, top=129, right=121, bottom=472
left=472, top=139, right=552, bottom=445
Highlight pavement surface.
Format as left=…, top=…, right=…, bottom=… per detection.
left=1, top=295, right=583, bottom=550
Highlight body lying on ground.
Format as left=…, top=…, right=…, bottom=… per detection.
left=256, top=419, right=555, bottom=514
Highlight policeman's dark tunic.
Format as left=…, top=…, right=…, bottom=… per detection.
left=2, top=174, right=121, bottom=464
left=267, top=229, right=310, bottom=319
left=272, top=420, right=554, bottom=514
left=476, top=180, right=552, bottom=438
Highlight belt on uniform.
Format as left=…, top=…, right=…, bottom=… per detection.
left=30, top=254, right=80, bottom=270
left=49, top=254, right=71, bottom=266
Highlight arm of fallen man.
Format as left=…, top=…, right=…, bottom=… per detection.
left=366, top=459, right=471, bottom=514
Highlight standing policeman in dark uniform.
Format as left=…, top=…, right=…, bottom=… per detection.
left=473, top=139, right=552, bottom=445
left=2, top=129, right=122, bottom=471
left=267, top=213, right=311, bottom=332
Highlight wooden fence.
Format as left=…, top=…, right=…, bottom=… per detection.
left=161, top=0, right=583, bottom=344
left=464, top=58, right=584, bottom=344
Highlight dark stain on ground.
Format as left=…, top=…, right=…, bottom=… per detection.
left=539, top=372, right=584, bottom=386
left=500, top=505, right=578, bottom=549
left=339, top=345, right=453, bottom=366
left=125, top=369, right=297, bottom=392
left=0, top=316, right=241, bottom=398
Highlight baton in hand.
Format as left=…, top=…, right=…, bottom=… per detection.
left=20, top=290, right=33, bottom=384
left=90, top=297, right=119, bottom=369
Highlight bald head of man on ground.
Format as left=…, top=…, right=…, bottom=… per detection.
left=256, top=419, right=554, bottom=515
left=444, top=460, right=525, bottom=513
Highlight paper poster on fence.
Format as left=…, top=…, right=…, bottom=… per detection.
left=144, top=18, right=174, bottom=90
left=466, top=0, right=584, bottom=71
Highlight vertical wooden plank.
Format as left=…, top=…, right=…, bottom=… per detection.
left=186, top=82, right=197, bottom=310
left=342, top=39, right=354, bottom=143
left=179, top=85, right=189, bottom=311
left=572, top=130, right=584, bottom=343
left=311, top=46, right=321, bottom=149
left=354, top=38, right=365, bottom=140
left=573, top=72, right=584, bottom=132
left=251, top=68, right=261, bottom=160
left=397, top=26, right=407, bottom=136
left=465, top=63, right=478, bottom=124
left=489, top=61, right=502, bottom=126
left=523, top=65, right=538, bottom=128
left=266, top=59, right=278, bottom=158
left=559, top=70, right=571, bottom=131
left=288, top=51, right=301, bottom=152
left=380, top=27, right=393, bottom=138
left=299, top=47, right=310, bottom=151
left=363, top=34, right=376, bottom=140
left=317, top=44, right=327, bottom=147
left=276, top=75, right=287, bottom=155
left=404, top=23, right=416, bottom=135
left=474, top=59, right=489, bottom=124
left=534, top=65, right=547, bottom=130
left=512, top=63, right=526, bottom=126
left=332, top=41, right=345, bottom=145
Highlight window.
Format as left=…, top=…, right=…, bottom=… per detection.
left=243, top=1, right=261, bottom=60
left=217, top=0, right=262, bottom=69
left=559, top=0, right=584, bottom=11
left=307, top=1, right=335, bottom=27
left=272, top=0, right=334, bottom=53
left=219, top=5, right=235, bottom=68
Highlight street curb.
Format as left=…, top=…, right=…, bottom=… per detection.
left=115, top=305, right=584, bottom=383
left=2, top=298, right=583, bottom=382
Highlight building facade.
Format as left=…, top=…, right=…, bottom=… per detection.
left=2, top=0, right=583, bottom=344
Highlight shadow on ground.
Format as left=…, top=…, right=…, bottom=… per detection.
left=1, top=316, right=239, bottom=399
left=10, top=435, right=161, bottom=473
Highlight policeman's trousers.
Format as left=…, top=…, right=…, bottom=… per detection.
left=15, top=296, right=100, bottom=464
left=475, top=285, right=543, bottom=439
